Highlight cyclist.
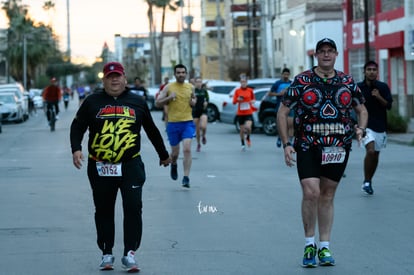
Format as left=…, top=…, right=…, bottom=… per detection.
left=43, top=77, right=62, bottom=123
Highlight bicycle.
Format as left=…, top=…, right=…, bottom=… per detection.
left=46, top=102, right=57, bottom=131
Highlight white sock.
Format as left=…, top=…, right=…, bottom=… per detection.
left=320, top=241, right=330, bottom=249
left=305, top=236, right=315, bottom=246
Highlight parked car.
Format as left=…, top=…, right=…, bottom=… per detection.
left=0, top=101, right=3, bottom=133
left=0, top=93, right=26, bottom=123
left=227, top=78, right=276, bottom=100
left=204, top=80, right=239, bottom=122
left=29, top=88, right=44, bottom=109
left=0, top=83, right=29, bottom=121
left=129, top=84, right=156, bottom=111
left=258, top=94, right=278, bottom=136
left=147, top=85, right=162, bottom=110
left=220, top=87, right=269, bottom=132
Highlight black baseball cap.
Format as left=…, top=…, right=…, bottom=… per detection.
left=316, top=38, right=337, bottom=51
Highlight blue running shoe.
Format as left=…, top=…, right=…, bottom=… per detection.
left=182, top=176, right=190, bottom=188
left=318, top=247, right=335, bottom=266
left=302, top=244, right=317, bottom=268
left=361, top=181, right=374, bottom=195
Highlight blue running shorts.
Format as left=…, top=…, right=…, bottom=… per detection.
left=167, top=121, right=195, bottom=146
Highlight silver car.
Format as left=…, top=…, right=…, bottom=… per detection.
left=0, top=83, right=29, bottom=121
left=220, top=87, right=269, bottom=132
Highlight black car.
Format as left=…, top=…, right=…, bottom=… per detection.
left=258, top=95, right=278, bottom=136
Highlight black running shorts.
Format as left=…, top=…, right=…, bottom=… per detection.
left=296, top=146, right=349, bottom=182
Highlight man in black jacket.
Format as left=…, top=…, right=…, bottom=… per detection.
left=70, top=61, right=171, bottom=272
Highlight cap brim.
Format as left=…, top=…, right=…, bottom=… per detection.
left=104, top=70, right=124, bottom=77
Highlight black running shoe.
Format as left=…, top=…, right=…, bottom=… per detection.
left=170, top=163, right=178, bottom=180
left=361, top=181, right=374, bottom=195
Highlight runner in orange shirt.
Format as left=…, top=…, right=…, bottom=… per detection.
left=232, top=77, right=256, bottom=151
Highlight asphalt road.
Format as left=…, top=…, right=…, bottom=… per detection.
left=0, top=98, right=413, bottom=275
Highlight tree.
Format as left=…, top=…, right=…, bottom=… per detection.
left=1, top=0, right=64, bottom=87
left=145, top=0, right=182, bottom=84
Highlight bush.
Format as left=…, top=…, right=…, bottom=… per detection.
left=387, top=109, right=408, bottom=133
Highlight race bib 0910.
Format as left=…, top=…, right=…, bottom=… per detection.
left=321, top=147, right=346, bottom=165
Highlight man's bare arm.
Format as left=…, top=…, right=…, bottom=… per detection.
left=155, top=84, right=175, bottom=108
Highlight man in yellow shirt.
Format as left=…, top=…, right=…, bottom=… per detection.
left=156, top=64, right=196, bottom=187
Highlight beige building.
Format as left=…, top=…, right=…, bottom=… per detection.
left=199, top=0, right=228, bottom=80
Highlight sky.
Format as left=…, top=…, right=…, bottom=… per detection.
left=0, top=0, right=200, bottom=65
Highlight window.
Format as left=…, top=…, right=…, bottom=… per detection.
left=351, top=0, right=374, bottom=20
left=381, top=0, right=404, bottom=12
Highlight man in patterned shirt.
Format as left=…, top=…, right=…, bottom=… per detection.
left=277, top=38, right=368, bottom=268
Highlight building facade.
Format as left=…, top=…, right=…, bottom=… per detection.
left=253, top=0, right=343, bottom=77
left=198, top=0, right=343, bottom=80
left=343, top=0, right=414, bottom=118
left=113, top=31, right=199, bottom=86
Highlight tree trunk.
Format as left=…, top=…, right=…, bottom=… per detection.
left=147, top=3, right=161, bottom=85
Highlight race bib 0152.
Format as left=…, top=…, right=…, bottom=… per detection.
left=96, top=162, right=122, bottom=177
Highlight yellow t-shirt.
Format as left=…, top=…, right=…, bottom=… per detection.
left=167, top=82, right=194, bottom=122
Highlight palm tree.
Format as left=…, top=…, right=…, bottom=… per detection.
left=145, top=0, right=182, bottom=84
left=42, top=0, right=56, bottom=27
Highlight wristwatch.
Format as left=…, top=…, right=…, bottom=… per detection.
left=283, top=142, right=292, bottom=149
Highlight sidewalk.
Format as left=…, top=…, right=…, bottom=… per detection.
left=387, top=118, right=414, bottom=146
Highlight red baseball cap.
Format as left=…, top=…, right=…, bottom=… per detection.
left=103, top=62, right=125, bottom=77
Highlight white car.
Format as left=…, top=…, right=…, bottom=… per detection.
left=0, top=83, right=29, bottom=121
left=204, top=80, right=239, bottom=122
left=220, top=87, right=271, bottom=132
left=227, top=78, right=277, bottom=98
left=0, top=92, right=25, bottom=123
left=29, top=88, right=44, bottom=108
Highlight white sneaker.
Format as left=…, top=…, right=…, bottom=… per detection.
left=99, top=254, right=114, bottom=270
left=121, top=250, right=140, bottom=272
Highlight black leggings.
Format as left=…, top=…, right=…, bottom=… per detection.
left=46, top=101, right=59, bottom=121
left=87, top=157, right=146, bottom=256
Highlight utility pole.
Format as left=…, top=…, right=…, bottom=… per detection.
left=247, top=0, right=252, bottom=76
left=66, top=0, right=71, bottom=62
left=267, top=0, right=275, bottom=78
left=363, top=0, right=370, bottom=63
left=23, top=35, right=27, bottom=90
left=185, top=0, right=193, bottom=78
left=260, top=0, right=268, bottom=78
left=185, top=15, right=194, bottom=77
left=252, top=0, right=258, bottom=78
left=216, top=0, right=224, bottom=80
